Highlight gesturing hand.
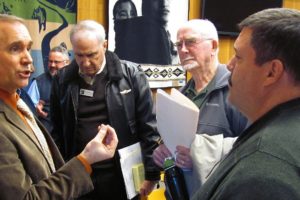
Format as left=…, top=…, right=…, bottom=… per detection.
left=80, top=124, right=118, bottom=164
left=36, top=100, right=47, bottom=118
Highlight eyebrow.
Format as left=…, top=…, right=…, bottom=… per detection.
left=8, top=40, right=33, bottom=48
left=176, top=37, right=198, bottom=42
left=75, top=51, right=98, bottom=56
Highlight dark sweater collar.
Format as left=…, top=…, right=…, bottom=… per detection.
left=234, top=97, right=300, bottom=148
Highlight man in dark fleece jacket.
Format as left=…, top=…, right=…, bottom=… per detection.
left=192, top=8, right=300, bottom=200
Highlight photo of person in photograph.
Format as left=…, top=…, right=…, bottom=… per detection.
left=113, top=0, right=177, bottom=65
left=113, top=0, right=137, bottom=20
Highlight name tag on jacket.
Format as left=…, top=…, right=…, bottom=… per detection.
left=79, top=89, right=94, bottom=97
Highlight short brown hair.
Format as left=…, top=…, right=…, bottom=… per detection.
left=0, top=14, right=25, bottom=24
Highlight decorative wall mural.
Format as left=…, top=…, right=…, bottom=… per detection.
left=0, top=0, right=76, bottom=82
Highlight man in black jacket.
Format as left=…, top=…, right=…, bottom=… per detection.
left=50, top=19, right=160, bottom=200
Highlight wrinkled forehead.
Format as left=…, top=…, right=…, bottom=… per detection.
left=177, top=27, right=201, bottom=40
left=0, top=21, right=31, bottom=45
left=72, top=29, right=100, bottom=44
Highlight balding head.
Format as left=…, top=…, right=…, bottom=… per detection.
left=70, top=20, right=106, bottom=45
left=178, top=19, right=219, bottom=43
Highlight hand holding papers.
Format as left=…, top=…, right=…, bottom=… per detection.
left=156, top=88, right=199, bottom=156
left=118, top=142, right=143, bottom=199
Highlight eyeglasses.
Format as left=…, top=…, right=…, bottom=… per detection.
left=174, top=38, right=212, bottom=49
left=48, top=60, right=66, bottom=65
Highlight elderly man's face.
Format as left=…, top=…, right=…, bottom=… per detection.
left=0, top=21, right=33, bottom=94
left=72, top=30, right=107, bottom=77
left=176, top=27, right=215, bottom=72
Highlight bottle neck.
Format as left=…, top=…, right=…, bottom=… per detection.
left=163, top=156, right=176, bottom=170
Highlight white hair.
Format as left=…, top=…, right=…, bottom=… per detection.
left=70, top=20, right=106, bottom=44
left=181, top=19, right=219, bottom=42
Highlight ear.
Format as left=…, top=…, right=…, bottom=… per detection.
left=211, top=40, right=218, bottom=56
left=103, top=40, right=108, bottom=49
left=263, top=59, right=284, bottom=86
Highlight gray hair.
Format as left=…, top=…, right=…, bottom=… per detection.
left=50, top=42, right=70, bottom=61
left=70, top=20, right=106, bottom=44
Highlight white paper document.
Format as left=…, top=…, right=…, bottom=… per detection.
left=156, top=88, right=199, bottom=156
left=118, top=142, right=143, bottom=199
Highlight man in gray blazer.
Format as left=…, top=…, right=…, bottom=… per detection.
left=0, top=14, right=118, bottom=200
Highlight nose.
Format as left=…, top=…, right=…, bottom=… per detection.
left=182, top=43, right=189, bottom=52
left=125, top=11, right=131, bottom=18
left=178, top=42, right=189, bottom=54
left=81, top=56, right=91, bottom=66
left=21, top=49, right=33, bottom=65
left=49, top=61, right=56, bottom=67
left=227, top=56, right=236, bottom=72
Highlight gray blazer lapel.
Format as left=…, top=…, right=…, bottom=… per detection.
left=0, top=102, right=46, bottom=159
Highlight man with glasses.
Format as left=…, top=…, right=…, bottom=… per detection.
left=28, top=43, right=70, bottom=133
left=153, top=19, right=247, bottom=198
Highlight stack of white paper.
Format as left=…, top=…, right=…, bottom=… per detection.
left=118, top=142, right=143, bottom=199
left=156, top=88, right=199, bottom=156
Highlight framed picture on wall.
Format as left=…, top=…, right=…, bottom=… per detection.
left=108, top=0, right=189, bottom=88
left=108, top=0, right=189, bottom=65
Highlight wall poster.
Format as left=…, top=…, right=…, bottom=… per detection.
left=108, top=0, right=189, bottom=88
left=0, top=0, right=76, bottom=83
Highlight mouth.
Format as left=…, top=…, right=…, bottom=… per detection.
left=85, top=68, right=95, bottom=74
left=181, top=57, right=197, bottom=68
left=182, top=57, right=194, bottom=63
left=49, top=68, right=58, bottom=75
left=18, top=70, right=32, bottom=78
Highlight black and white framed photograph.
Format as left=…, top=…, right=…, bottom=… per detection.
left=108, top=0, right=189, bottom=88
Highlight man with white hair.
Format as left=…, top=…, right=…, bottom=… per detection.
left=51, top=20, right=161, bottom=200
left=153, top=19, right=247, bottom=197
